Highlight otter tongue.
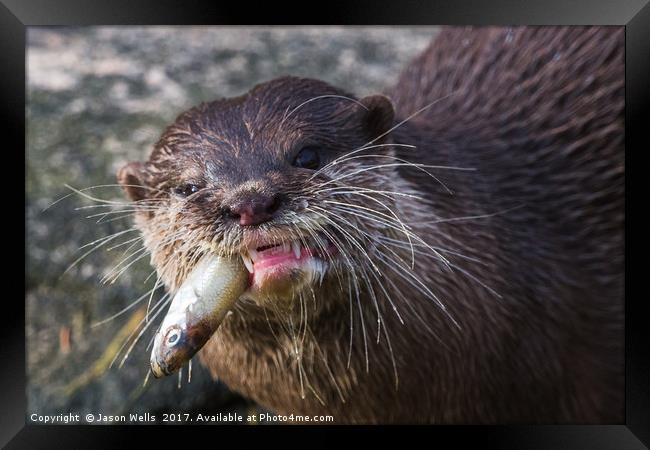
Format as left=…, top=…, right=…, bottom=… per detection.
left=251, top=242, right=307, bottom=271
left=254, top=252, right=297, bottom=271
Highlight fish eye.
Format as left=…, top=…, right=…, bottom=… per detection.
left=293, top=146, right=321, bottom=170
left=166, top=329, right=182, bottom=346
left=173, top=183, right=201, bottom=197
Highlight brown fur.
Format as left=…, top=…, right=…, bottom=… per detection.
left=118, top=26, right=624, bottom=423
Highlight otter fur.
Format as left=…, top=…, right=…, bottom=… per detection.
left=118, top=26, right=624, bottom=424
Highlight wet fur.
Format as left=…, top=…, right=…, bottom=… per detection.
left=118, top=26, right=624, bottom=423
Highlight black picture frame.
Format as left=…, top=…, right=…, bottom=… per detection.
left=8, top=0, right=649, bottom=447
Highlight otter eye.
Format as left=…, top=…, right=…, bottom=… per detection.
left=173, top=184, right=201, bottom=197
left=293, top=146, right=321, bottom=170
left=166, top=329, right=181, bottom=347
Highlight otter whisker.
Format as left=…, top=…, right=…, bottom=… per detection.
left=307, top=326, right=347, bottom=403
left=442, top=260, right=502, bottom=299
left=305, top=216, right=361, bottom=286
left=302, top=286, right=316, bottom=344
left=306, top=208, right=391, bottom=350
left=316, top=190, right=454, bottom=330
left=377, top=235, right=485, bottom=265
left=91, top=281, right=164, bottom=328
left=322, top=197, right=416, bottom=269
left=145, top=328, right=157, bottom=351
left=143, top=268, right=159, bottom=285
left=316, top=202, right=457, bottom=325
left=324, top=202, right=407, bottom=232
left=265, top=296, right=315, bottom=403
left=326, top=203, right=453, bottom=272
left=354, top=276, right=369, bottom=373
left=355, top=262, right=383, bottom=343
left=106, top=236, right=143, bottom=252
left=346, top=276, right=355, bottom=369
left=146, top=276, right=165, bottom=323
left=101, top=246, right=151, bottom=285
left=77, top=227, right=139, bottom=252
left=405, top=204, right=526, bottom=226
left=361, top=89, right=461, bottom=148
left=298, top=290, right=308, bottom=350
left=64, top=184, right=140, bottom=206
left=380, top=274, right=446, bottom=345
left=311, top=207, right=407, bottom=326
left=353, top=260, right=398, bottom=383
left=280, top=94, right=368, bottom=128
left=301, top=214, right=368, bottom=371
left=375, top=235, right=502, bottom=299
left=310, top=143, right=417, bottom=180
left=323, top=190, right=416, bottom=226
left=42, top=183, right=167, bottom=213
left=314, top=185, right=425, bottom=202
left=85, top=206, right=161, bottom=223
left=324, top=153, right=477, bottom=194
left=378, top=310, right=399, bottom=391
left=108, top=293, right=171, bottom=370
left=63, top=228, right=140, bottom=278
left=309, top=206, right=383, bottom=275
left=78, top=196, right=167, bottom=209
left=117, top=293, right=172, bottom=369
left=318, top=162, right=473, bottom=194
left=93, top=212, right=144, bottom=225
left=287, top=304, right=306, bottom=399
left=286, top=214, right=347, bottom=292
left=372, top=249, right=460, bottom=331
left=77, top=204, right=161, bottom=213
left=261, top=299, right=290, bottom=353
left=142, top=370, right=151, bottom=388
left=372, top=214, right=503, bottom=300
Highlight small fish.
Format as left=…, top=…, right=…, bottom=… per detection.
left=150, top=254, right=248, bottom=378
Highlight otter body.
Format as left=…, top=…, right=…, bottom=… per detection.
left=119, top=27, right=623, bottom=423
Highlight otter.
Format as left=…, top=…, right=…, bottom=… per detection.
left=117, top=26, right=624, bottom=424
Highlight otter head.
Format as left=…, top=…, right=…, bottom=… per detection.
left=117, top=76, right=396, bottom=320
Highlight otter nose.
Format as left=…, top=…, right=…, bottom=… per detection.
left=225, top=193, right=282, bottom=226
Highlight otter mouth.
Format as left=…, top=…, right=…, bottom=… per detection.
left=239, top=232, right=338, bottom=296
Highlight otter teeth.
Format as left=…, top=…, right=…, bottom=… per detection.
left=292, top=241, right=301, bottom=259
left=241, top=253, right=254, bottom=273
left=241, top=240, right=303, bottom=271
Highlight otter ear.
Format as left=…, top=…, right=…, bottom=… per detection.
left=117, top=161, right=148, bottom=201
left=359, top=94, right=395, bottom=141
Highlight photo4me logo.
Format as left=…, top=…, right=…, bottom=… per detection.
left=257, top=413, right=334, bottom=423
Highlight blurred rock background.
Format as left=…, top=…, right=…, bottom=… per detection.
left=26, top=26, right=438, bottom=423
